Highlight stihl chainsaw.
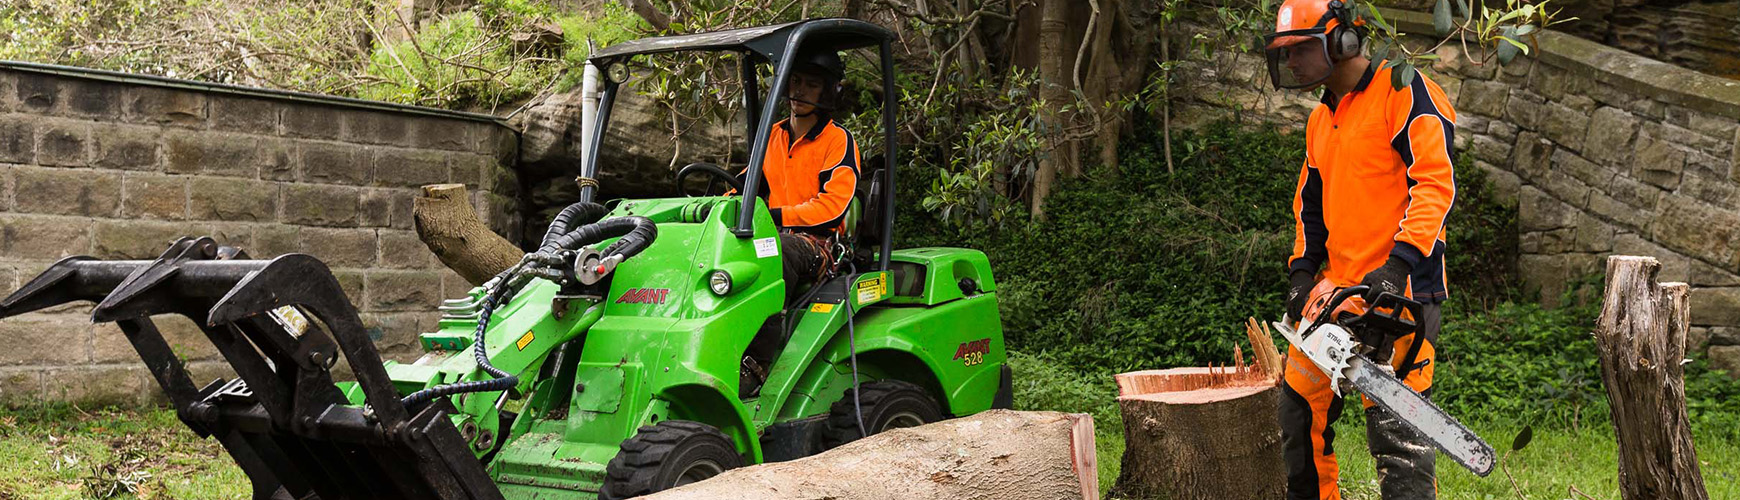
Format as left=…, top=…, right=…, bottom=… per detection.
left=1273, top=284, right=1496, bottom=476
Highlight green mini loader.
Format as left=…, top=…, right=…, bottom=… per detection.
left=0, top=18, right=1009, bottom=500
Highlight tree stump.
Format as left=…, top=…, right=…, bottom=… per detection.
left=1113, top=328, right=1285, bottom=499
left=1594, top=256, right=1708, bottom=500
left=413, top=184, right=523, bottom=286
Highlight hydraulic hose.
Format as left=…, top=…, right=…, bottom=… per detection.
left=399, top=215, right=658, bottom=411
left=540, top=202, right=608, bottom=252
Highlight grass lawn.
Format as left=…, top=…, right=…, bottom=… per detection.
left=2, top=404, right=1735, bottom=500
left=1094, top=416, right=1740, bottom=499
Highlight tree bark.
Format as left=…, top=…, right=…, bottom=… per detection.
left=621, top=0, right=671, bottom=32
left=641, top=410, right=1099, bottom=500
left=1112, top=362, right=1285, bottom=498
left=413, top=184, right=522, bottom=286
left=1032, top=0, right=1072, bottom=219
left=1594, top=255, right=1709, bottom=500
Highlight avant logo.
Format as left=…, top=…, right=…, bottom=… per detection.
left=953, top=338, right=992, bottom=366
left=616, top=288, right=670, bottom=304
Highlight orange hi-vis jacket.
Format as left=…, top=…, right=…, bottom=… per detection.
left=757, top=117, right=860, bottom=235
left=1289, top=61, right=1457, bottom=303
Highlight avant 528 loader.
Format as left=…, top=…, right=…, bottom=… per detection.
left=0, top=19, right=1010, bottom=499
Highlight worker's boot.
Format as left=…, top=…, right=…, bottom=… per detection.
left=1366, top=404, right=1437, bottom=499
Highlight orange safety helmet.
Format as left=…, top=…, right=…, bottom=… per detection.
left=1263, top=0, right=1366, bottom=89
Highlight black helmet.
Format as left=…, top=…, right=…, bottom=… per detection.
left=792, top=48, right=844, bottom=84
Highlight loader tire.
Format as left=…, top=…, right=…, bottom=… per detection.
left=599, top=420, right=743, bottom=499
left=822, top=380, right=943, bottom=450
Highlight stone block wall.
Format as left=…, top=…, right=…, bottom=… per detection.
left=1172, top=9, right=1740, bottom=374
left=0, top=63, right=523, bottom=405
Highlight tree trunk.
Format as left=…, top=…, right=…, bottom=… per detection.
left=641, top=410, right=1100, bottom=500
left=1594, top=255, right=1709, bottom=500
left=1112, top=355, right=1285, bottom=498
left=1033, top=0, right=1072, bottom=220
left=413, top=184, right=522, bottom=286
left=621, top=0, right=670, bottom=32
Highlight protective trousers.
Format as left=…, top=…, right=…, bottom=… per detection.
left=1280, top=304, right=1441, bottom=500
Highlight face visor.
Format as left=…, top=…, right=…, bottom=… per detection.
left=1263, top=29, right=1335, bottom=90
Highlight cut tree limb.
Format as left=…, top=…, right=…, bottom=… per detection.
left=413, top=184, right=522, bottom=286
left=1113, top=329, right=1285, bottom=499
left=1595, top=255, right=1708, bottom=500
left=641, top=410, right=1099, bottom=500
left=621, top=0, right=671, bottom=32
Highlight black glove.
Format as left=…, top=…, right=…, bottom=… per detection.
left=1359, top=256, right=1413, bottom=302
left=1286, top=269, right=1316, bottom=323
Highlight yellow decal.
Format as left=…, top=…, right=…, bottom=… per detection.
left=810, top=303, right=835, bottom=313
left=855, top=274, right=887, bottom=305
left=516, top=331, right=536, bottom=351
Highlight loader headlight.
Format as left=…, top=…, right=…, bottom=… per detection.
left=607, top=62, right=630, bottom=83
left=708, top=270, right=733, bottom=295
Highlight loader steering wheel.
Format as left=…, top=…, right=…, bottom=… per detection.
left=675, top=162, right=744, bottom=197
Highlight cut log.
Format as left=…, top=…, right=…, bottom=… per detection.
left=1594, top=256, right=1708, bottom=500
left=641, top=410, right=1098, bottom=500
left=413, top=184, right=522, bottom=286
left=1113, top=359, right=1284, bottom=498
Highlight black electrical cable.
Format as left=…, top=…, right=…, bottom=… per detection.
left=844, top=262, right=867, bottom=439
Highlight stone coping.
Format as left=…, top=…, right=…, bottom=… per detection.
left=0, top=59, right=514, bottom=127
left=1376, top=7, right=1740, bottom=120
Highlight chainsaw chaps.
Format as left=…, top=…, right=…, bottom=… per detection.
left=0, top=238, right=503, bottom=500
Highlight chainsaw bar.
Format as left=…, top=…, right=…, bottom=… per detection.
left=1274, top=321, right=1496, bottom=477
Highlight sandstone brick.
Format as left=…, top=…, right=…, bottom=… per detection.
left=123, top=86, right=207, bottom=127
left=1691, top=328, right=1712, bottom=354
left=1710, top=346, right=1740, bottom=378
left=1539, top=102, right=1587, bottom=152
left=449, top=154, right=484, bottom=189
left=0, top=72, right=12, bottom=113
left=1535, top=170, right=1593, bottom=209
left=184, top=361, right=238, bottom=391
left=44, top=365, right=152, bottom=406
left=347, top=111, right=412, bottom=146
left=1678, top=174, right=1737, bottom=210
left=373, top=149, right=449, bottom=188
left=283, top=105, right=347, bottom=140
left=190, top=177, right=278, bottom=222
left=1583, top=106, right=1638, bottom=166
left=361, top=311, right=438, bottom=358
left=34, top=120, right=89, bottom=167
left=1653, top=194, right=1740, bottom=268
left=207, top=222, right=252, bottom=250
left=121, top=173, right=188, bottom=220
left=1536, top=228, right=1575, bottom=254
left=1715, top=327, right=1740, bottom=346
left=1519, top=253, right=1602, bottom=308
left=1685, top=150, right=1731, bottom=185
left=299, top=142, right=371, bottom=185
left=1511, top=131, right=1553, bottom=178
left=1623, top=97, right=1664, bottom=121
left=439, top=267, right=474, bottom=296
left=358, top=189, right=395, bottom=227
left=0, top=119, right=33, bottom=164
left=0, top=214, right=91, bottom=259
left=210, top=96, right=280, bottom=135
left=166, top=131, right=265, bottom=177
left=1488, top=120, right=1519, bottom=143
left=1732, top=126, right=1740, bottom=183
left=1613, top=233, right=1697, bottom=283
left=0, top=368, right=42, bottom=404
left=1648, top=122, right=1724, bottom=159
left=0, top=312, right=90, bottom=365
left=93, top=219, right=207, bottom=259
left=1633, top=129, right=1686, bottom=190
left=91, top=124, right=162, bottom=171
left=411, top=118, right=470, bottom=151
left=1474, top=160, right=1520, bottom=206
left=379, top=229, right=431, bottom=269
left=1571, top=212, right=1614, bottom=253
left=365, top=270, right=442, bottom=312
left=63, top=80, right=126, bottom=119
left=1518, top=231, right=1540, bottom=253
left=301, top=227, right=377, bottom=267
left=15, top=73, right=60, bottom=113
left=1606, top=174, right=1664, bottom=212
left=282, top=184, right=360, bottom=226
left=245, top=224, right=301, bottom=258
left=1555, top=147, right=1614, bottom=189
left=390, top=189, right=417, bottom=230
left=332, top=268, right=366, bottom=304
left=1587, top=192, right=1652, bottom=233
left=1503, top=89, right=1546, bottom=129
left=15, top=166, right=121, bottom=216
left=484, top=164, right=520, bottom=198
left=1519, top=185, right=1575, bottom=232
left=1688, top=112, right=1738, bottom=141
left=1471, top=134, right=1511, bottom=165
left=1691, top=287, right=1740, bottom=327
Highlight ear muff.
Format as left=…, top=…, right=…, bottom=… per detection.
left=1324, top=1, right=1364, bottom=61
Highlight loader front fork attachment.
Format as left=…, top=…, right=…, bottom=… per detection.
left=0, top=238, right=503, bottom=500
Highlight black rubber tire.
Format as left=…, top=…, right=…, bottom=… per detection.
left=598, top=420, right=744, bottom=500
left=821, top=380, right=944, bottom=450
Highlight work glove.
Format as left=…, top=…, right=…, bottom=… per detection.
left=1285, top=268, right=1317, bottom=324
left=1358, top=256, right=1413, bottom=303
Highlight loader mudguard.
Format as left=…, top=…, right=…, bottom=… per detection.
left=817, top=292, right=1008, bottom=416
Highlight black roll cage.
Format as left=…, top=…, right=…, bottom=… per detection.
left=583, top=18, right=898, bottom=271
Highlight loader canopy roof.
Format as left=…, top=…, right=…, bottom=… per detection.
left=588, top=18, right=890, bottom=64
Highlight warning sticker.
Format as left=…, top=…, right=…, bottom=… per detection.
left=855, top=274, right=887, bottom=305
left=754, top=237, right=779, bottom=258
left=810, top=303, right=835, bottom=313
left=516, top=331, right=536, bottom=351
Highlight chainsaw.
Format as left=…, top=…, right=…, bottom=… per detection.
left=1272, top=284, right=1496, bottom=476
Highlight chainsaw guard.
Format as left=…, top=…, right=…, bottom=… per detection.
left=0, top=238, right=503, bottom=500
